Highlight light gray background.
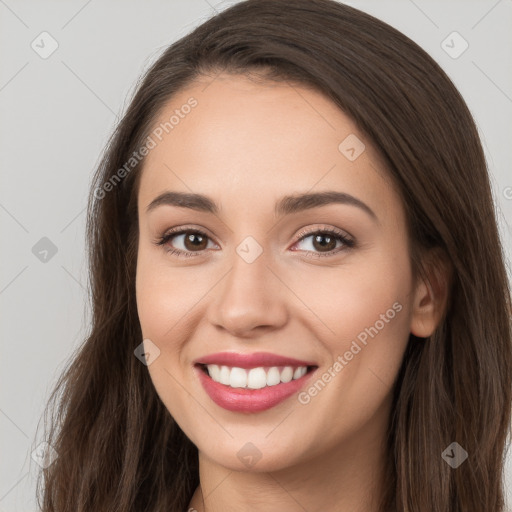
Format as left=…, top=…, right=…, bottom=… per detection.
left=1, top=0, right=511, bottom=510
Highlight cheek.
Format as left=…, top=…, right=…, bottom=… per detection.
left=281, top=250, right=412, bottom=343
left=282, top=248, right=413, bottom=400
left=135, top=245, right=209, bottom=341
left=135, top=249, right=203, bottom=433
left=135, top=256, right=171, bottom=340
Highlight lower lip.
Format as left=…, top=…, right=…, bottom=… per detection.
left=195, top=365, right=317, bottom=413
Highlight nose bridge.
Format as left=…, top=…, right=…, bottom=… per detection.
left=230, top=236, right=272, bottom=294
left=208, top=234, right=288, bottom=335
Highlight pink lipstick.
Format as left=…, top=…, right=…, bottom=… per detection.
left=193, top=351, right=318, bottom=413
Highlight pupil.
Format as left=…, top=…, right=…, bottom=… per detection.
left=185, top=233, right=207, bottom=251
left=314, top=234, right=335, bottom=251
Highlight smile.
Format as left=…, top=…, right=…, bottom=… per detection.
left=202, top=364, right=309, bottom=389
left=193, top=352, right=318, bottom=413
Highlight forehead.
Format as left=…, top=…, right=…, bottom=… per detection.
left=137, top=73, right=400, bottom=224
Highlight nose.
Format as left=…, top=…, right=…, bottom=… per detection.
left=206, top=245, right=289, bottom=338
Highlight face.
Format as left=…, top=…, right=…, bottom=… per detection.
left=135, top=73, right=419, bottom=472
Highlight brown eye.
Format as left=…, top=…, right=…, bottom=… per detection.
left=310, top=233, right=338, bottom=252
left=155, top=228, right=217, bottom=258
left=182, top=231, right=208, bottom=251
left=292, top=228, right=355, bottom=258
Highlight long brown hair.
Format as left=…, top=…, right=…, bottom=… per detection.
left=36, top=1, right=512, bottom=510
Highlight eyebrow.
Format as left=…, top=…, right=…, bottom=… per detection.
left=146, top=190, right=377, bottom=221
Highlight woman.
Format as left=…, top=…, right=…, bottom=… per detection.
left=37, top=0, right=512, bottom=510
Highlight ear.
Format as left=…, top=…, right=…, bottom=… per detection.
left=410, top=248, right=452, bottom=338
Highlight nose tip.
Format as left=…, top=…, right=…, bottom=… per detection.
left=206, top=253, right=288, bottom=338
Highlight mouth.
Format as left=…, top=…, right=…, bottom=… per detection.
left=193, top=360, right=318, bottom=413
left=196, top=363, right=318, bottom=389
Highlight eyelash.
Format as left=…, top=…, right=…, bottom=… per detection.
left=154, top=225, right=355, bottom=259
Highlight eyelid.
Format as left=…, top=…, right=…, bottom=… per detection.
left=290, top=225, right=355, bottom=256
left=154, top=225, right=220, bottom=254
left=293, top=224, right=354, bottom=243
left=157, top=224, right=219, bottom=245
left=154, top=223, right=355, bottom=258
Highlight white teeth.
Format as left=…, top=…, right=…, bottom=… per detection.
left=280, top=366, right=294, bottom=383
left=219, top=365, right=230, bottom=385
left=293, top=366, right=307, bottom=379
left=247, top=367, right=267, bottom=389
left=266, top=367, right=281, bottom=386
left=208, top=364, right=221, bottom=382
left=205, top=364, right=309, bottom=388
left=229, top=367, right=247, bottom=388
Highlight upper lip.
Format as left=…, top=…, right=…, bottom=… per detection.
left=194, top=351, right=317, bottom=369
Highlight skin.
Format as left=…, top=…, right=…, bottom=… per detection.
left=135, top=73, right=447, bottom=512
